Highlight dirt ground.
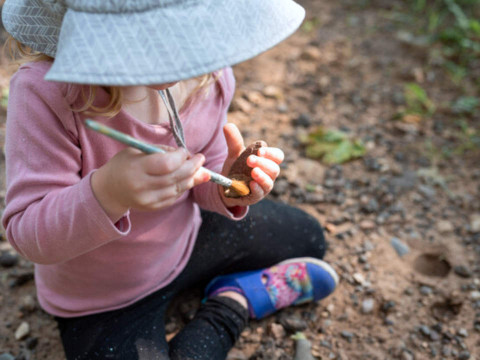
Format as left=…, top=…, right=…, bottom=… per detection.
left=1, top=0, right=480, bottom=359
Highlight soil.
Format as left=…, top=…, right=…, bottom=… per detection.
left=1, top=0, right=479, bottom=359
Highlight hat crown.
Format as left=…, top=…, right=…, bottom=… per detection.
left=65, top=0, right=198, bottom=13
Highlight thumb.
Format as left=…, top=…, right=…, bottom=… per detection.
left=223, top=123, right=245, bottom=160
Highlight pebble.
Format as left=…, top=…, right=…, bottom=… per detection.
left=361, top=298, right=375, bottom=314
left=0, top=252, right=19, bottom=268
left=20, top=295, right=36, bottom=313
left=419, top=325, right=431, bottom=337
left=262, top=85, right=284, bottom=100
left=353, top=273, right=366, bottom=285
left=457, top=328, right=468, bottom=337
left=359, top=220, right=376, bottom=231
left=279, top=314, right=308, bottom=332
left=15, top=321, right=30, bottom=340
left=458, top=351, right=471, bottom=360
left=418, top=185, right=436, bottom=199
left=454, top=265, right=472, bottom=278
left=292, top=113, right=312, bottom=128
left=420, top=286, right=433, bottom=296
left=0, top=354, right=15, bottom=360
left=470, top=291, right=480, bottom=300
left=269, top=323, right=285, bottom=340
left=470, top=214, right=480, bottom=233
left=437, top=220, right=454, bottom=233
left=390, top=237, right=410, bottom=257
left=25, top=337, right=38, bottom=350
left=381, top=301, right=396, bottom=313
left=340, top=330, right=354, bottom=342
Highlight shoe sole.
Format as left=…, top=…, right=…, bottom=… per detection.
left=278, top=257, right=339, bottom=286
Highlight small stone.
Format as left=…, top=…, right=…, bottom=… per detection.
left=25, top=337, right=38, bottom=350
left=381, top=300, right=396, bottom=313
left=0, top=354, right=15, bottom=360
left=262, top=85, right=284, bottom=100
left=429, top=330, right=441, bottom=341
left=437, top=220, right=454, bottom=233
left=269, top=323, right=285, bottom=340
left=419, top=325, right=431, bottom=337
left=470, top=214, right=480, bottom=233
left=457, top=328, right=468, bottom=337
left=470, top=291, right=480, bottom=300
left=454, top=265, right=472, bottom=278
left=340, top=330, right=354, bottom=342
left=232, top=97, right=253, bottom=114
left=442, top=346, right=452, bottom=356
left=418, top=185, right=436, bottom=199
left=292, top=113, right=312, bottom=128
left=390, top=237, right=410, bottom=257
left=420, top=286, right=433, bottom=296
left=301, top=46, right=322, bottom=61
left=279, top=314, right=308, bottom=332
left=15, top=321, right=30, bottom=340
left=20, top=295, right=36, bottom=313
left=0, top=252, right=19, bottom=268
left=401, top=351, right=414, bottom=360
left=359, top=220, right=376, bottom=231
left=458, top=351, right=471, bottom=360
left=353, top=272, right=366, bottom=285
left=361, top=298, right=375, bottom=314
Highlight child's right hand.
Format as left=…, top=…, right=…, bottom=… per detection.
left=91, top=147, right=208, bottom=222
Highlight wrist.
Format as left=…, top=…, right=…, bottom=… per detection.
left=91, top=169, right=129, bottom=222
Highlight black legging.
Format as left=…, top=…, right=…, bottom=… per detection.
left=55, top=200, right=327, bottom=360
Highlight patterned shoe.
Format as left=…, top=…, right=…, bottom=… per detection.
left=204, top=257, right=338, bottom=319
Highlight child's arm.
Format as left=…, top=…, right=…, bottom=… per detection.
left=1, top=67, right=130, bottom=264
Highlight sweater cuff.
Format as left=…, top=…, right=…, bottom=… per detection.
left=81, top=171, right=131, bottom=238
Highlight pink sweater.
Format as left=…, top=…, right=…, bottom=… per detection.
left=2, top=61, right=246, bottom=317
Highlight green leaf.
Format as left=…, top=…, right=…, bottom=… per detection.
left=305, top=127, right=366, bottom=164
left=404, top=83, right=435, bottom=115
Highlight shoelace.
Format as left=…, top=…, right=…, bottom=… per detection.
left=158, top=89, right=189, bottom=152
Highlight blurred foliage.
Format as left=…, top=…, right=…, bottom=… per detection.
left=404, top=83, right=436, bottom=116
left=302, top=127, right=366, bottom=164
left=407, top=0, right=480, bottom=81
left=451, top=96, right=479, bottom=115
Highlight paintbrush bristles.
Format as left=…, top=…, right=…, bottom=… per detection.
left=229, top=180, right=250, bottom=197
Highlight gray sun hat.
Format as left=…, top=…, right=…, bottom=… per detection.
left=2, top=0, right=305, bottom=85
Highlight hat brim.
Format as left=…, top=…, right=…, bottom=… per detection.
left=44, top=0, right=305, bottom=85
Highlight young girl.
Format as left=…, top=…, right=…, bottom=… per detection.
left=2, top=1, right=338, bottom=359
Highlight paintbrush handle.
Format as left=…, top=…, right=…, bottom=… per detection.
left=85, top=120, right=233, bottom=188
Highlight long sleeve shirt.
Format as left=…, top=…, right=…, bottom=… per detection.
left=2, top=61, right=246, bottom=317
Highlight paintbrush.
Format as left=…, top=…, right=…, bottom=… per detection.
left=85, top=119, right=250, bottom=197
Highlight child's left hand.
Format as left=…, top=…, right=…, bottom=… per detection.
left=219, top=123, right=284, bottom=208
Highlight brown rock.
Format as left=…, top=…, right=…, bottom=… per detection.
left=224, top=141, right=267, bottom=198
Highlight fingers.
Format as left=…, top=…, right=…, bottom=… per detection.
left=247, top=155, right=280, bottom=179
left=147, top=153, right=205, bottom=188
left=223, top=123, right=245, bottom=159
left=143, top=148, right=189, bottom=176
left=251, top=167, right=274, bottom=194
left=257, top=147, right=284, bottom=164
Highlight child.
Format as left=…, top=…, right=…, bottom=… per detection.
left=2, top=1, right=338, bottom=359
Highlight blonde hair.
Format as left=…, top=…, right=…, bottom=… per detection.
left=5, top=36, right=217, bottom=118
